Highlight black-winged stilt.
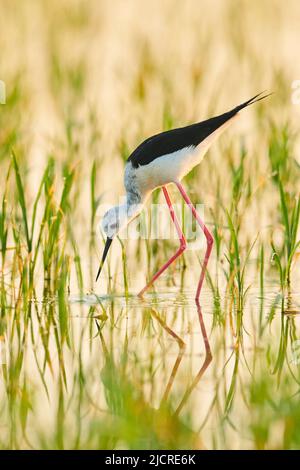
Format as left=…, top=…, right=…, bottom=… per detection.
left=96, top=92, right=271, bottom=299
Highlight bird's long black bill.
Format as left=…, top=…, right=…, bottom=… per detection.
left=96, top=237, right=113, bottom=282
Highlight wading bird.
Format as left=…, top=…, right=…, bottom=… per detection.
left=96, top=92, right=271, bottom=299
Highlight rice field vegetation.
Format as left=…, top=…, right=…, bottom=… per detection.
left=0, top=0, right=300, bottom=450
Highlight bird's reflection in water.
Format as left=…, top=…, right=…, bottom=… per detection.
left=149, top=307, right=186, bottom=405
left=96, top=298, right=212, bottom=448
left=175, top=299, right=212, bottom=415
left=148, top=299, right=212, bottom=414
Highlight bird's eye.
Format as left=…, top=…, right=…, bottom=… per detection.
left=110, top=222, right=118, bottom=230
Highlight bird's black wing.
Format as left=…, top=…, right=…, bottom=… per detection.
left=127, top=92, right=271, bottom=168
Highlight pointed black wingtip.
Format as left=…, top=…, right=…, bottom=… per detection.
left=235, top=91, right=274, bottom=113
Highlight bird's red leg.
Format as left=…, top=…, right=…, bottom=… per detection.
left=138, top=186, right=186, bottom=297
left=175, top=182, right=214, bottom=300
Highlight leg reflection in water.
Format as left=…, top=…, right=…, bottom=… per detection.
left=175, top=299, right=212, bottom=416
left=150, top=299, right=212, bottom=415
left=149, top=307, right=186, bottom=405
left=97, top=318, right=204, bottom=449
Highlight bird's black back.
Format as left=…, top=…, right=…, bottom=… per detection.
left=127, top=92, right=270, bottom=168
left=127, top=110, right=235, bottom=168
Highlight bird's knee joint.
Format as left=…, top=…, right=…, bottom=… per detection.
left=207, top=235, right=214, bottom=246
left=180, top=241, right=187, bottom=251
left=206, top=351, right=213, bottom=363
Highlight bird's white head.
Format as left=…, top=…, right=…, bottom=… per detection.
left=102, top=204, right=129, bottom=239
left=96, top=202, right=143, bottom=282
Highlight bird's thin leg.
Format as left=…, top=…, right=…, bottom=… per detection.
left=175, top=182, right=214, bottom=300
left=175, top=299, right=212, bottom=415
left=149, top=308, right=186, bottom=404
left=138, top=186, right=186, bottom=297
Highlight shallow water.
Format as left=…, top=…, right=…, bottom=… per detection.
left=2, top=277, right=299, bottom=449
